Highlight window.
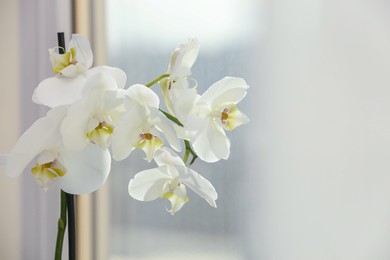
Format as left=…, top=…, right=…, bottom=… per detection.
left=105, top=0, right=260, bottom=259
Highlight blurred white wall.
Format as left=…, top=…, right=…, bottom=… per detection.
left=247, top=0, right=390, bottom=259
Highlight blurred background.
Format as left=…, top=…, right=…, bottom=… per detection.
left=1, top=0, right=390, bottom=259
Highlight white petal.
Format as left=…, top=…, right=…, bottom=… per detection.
left=61, top=101, right=91, bottom=151
left=200, top=77, right=249, bottom=107
left=86, top=66, right=127, bottom=89
left=161, top=78, right=197, bottom=122
left=111, top=104, right=146, bottom=161
left=171, top=65, right=191, bottom=80
left=57, top=144, right=111, bottom=195
left=6, top=107, right=67, bottom=177
left=60, top=64, right=79, bottom=77
left=104, top=89, right=126, bottom=111
left=173, top=125, right=190, bottom=140
left=69, top=34, right=93, bottom=70
left=82, top=72, right=118, bottom=98
left=181, top=38, right=200, bottom=69
left=154, top=148, right=185, bottom=167
left=151, top=109, right=181, bottom=152
left=126, top=84, right=159, bottom=108
left=128, top=166, right=171, bottom=201
left=36, top=150, right=57, bottom=164
left=33, top=76, right=86, bottom=107
left=190, top=118, right=230, bottom=163
left=169, top=38, right=199, bottom=79
left=180, top=167, right=218, bottom=208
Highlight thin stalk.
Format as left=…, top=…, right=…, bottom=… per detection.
left=54, top=191, right=67, bottom=260
left=145, top=73, right=170, bottom=87
left=66, top=193, right=76, bottom=260
left=183, top=149, right=190, bottom=164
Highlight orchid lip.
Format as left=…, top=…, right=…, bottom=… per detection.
left=86, top=120, right=114, bottom=149
left=31, top=157, right=67, bottom=192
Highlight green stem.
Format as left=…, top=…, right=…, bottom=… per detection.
left=159, top=109, right=198, bottom=165
left=185, top=140, right=198, bottom=165
left=183, top=149, right=190, bottom=164
left=145, top=73, right=170, bottom=87
left=54, top=190, right=67, bottom=260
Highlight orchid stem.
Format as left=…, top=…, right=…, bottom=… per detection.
left=145, top=73, right=170, bottom=87
left=183, top=149, right=190, bottom=164
left=54, top=191, right=67, bottom=260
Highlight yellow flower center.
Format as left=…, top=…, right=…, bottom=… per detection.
left=86, top=121, right=114, bottom=149
left=52, top=47, right=78, bottom=74
left=31, top=159, right=66, bottom=191
left=136, top=132, right=164, bottom=161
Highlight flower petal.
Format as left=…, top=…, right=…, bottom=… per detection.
left=151, top=109, right=181, bottom=152
left=69, top=34, right=93, bottom=70
left=170, top=83, right=199, bottom=124
left=57, top=143, right=111, bottom=195
left=81, top=72, right=118, bottom=98
left=199, top=77, right=249, bottom=108
left=190, top=117, right=230, bottom=163
left=61, top=101, right=91, bottom=151
left=154, top=147, right=185, bottom=167
left=6, top=107, right=67, bottom=177
left=60, top=64, right=79, bottom=78
left=32, top=75, right=86, bottom=107
left=126, top=84, right=159, bottom=108
left=128, top=166, right=171, bottom=201
left=180, top=38, right=200, bottom=70
left=168, top=38, right=199, bottom=79
left=111, top=104, right=146, bottom=160
left=86, top=66, right=127, bottom=89
left=180, top=167, right=218, bottom=208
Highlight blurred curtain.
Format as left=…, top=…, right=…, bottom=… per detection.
left=1, top=0, right=72, bottom=259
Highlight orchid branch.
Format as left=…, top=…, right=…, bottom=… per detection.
left=145, top=73, right=170, bottom=87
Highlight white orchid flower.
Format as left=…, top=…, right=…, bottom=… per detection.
left=187, top=77, right=250, bottom=163
left=128, top=148, right=217, bottom=215
left=33, top=35, right=127, bottom=108
left=160, top=38, right=200, bottom=118
left=6, top=107, right=111, bottom=194
left=49, top=34, right=93, bottom=77
left=61, top=72, right=125, bottom=151
left=112, top=84, right=181, bottom=162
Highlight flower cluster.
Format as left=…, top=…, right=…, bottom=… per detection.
left=6, top=35, right=249, bottom=214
